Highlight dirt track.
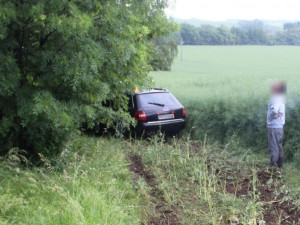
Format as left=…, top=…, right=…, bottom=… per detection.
left=129, top=154, right=179, bottom=225
left=129, top=149, right=300, bottom=225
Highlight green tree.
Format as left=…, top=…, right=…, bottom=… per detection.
left=198, top=25, right=221, bottom=45
left=246, top=28, right=270, bottom=45
left=151, top=30, right=180, bottom=71
left=231, top=27, right=249, bottom=44
left=179, top=21, right=280, bottom=46
left=0, top=0, right=173, bottom=156
left=180, top=23, right=200, bottom=45
left=217, top=25, right=234, bottom=45
left=282, top=22, right=300, bottom=45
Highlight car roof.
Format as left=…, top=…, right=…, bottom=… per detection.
left=136, top=88, right=169, bottom=95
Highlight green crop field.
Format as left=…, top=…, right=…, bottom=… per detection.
left=151, top=46, right=300, bottom=159
left=151, top=46, right=300, bottom=103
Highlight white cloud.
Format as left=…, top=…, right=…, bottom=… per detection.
left=166, top=0, right=300, bottom=20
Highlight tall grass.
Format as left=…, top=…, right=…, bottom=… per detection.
left=151, top=46, right=300, bottom=159
left=0, top=137, right=142, bottom=225
left=2, top=135, right=300, bottom=224
left=129, top=135, right=266, bottom=224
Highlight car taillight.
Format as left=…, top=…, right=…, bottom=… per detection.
left=134, top=111, right=147, bottom=121
left=182, top=108, right=187, bottom=117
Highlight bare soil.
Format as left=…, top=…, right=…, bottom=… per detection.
left=129, top=154, right=179, bottom=225
left=220, top=167, right=300, bottom=225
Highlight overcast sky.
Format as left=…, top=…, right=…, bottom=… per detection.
left=166, top=0, right=300, bottom=21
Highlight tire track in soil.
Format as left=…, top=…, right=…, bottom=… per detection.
left=219, top=168, right=300, bottom=225
left=129, top=154, right=179, bottom=225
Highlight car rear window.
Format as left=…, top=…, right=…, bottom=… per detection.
left=137, top=92, right=181, bottom=108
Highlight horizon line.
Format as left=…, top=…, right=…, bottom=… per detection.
left=169, top=17, right=300, bottom=22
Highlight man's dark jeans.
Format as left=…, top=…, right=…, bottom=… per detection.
left=268, top=128, right=284, bottom=167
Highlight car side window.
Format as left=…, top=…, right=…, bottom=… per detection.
left=128, top=95, right=135, bottom=115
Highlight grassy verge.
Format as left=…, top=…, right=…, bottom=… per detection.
left=1, top=135, right=300, bottom=225
left=0, top=137, right=143, bottom=225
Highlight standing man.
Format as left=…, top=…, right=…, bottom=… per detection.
left=267, top=82, right=286, bottom=168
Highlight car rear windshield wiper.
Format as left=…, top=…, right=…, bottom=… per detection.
left=148, top=102, right=165, bottom=107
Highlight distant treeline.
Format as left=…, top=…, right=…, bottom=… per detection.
left=180, top=21, right=300, bottom=45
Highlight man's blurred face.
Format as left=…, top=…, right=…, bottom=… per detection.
left=271, top=82, right=286, bottom=95
left=272, top=83, right=281, bottom=94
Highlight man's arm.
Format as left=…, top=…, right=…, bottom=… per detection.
left=270, top=103, right=281, bottom=119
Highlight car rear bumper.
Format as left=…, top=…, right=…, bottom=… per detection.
left=136, top=118, right=186, bottom=134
